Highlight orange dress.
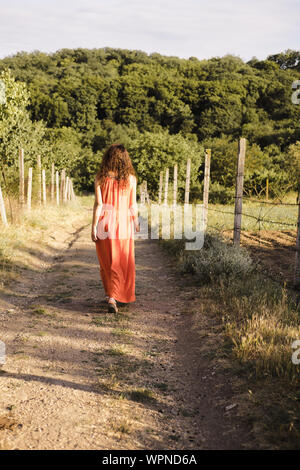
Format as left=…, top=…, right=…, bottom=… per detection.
left=95, top=174, right=138, bottom=303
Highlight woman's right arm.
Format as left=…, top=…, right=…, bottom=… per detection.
left=91, top=179, right=103, bottom=242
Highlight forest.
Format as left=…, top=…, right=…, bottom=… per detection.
left=0, top=47, right=300, bottom=200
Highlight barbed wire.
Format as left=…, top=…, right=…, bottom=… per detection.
left=242, top=196, right=299, bottom=206
left=207, top=206, right=298, bottom=228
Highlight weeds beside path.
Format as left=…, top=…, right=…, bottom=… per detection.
left=0, top=201, right=253, bottom=449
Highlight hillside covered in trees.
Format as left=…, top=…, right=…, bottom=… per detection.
left=0, top=47, right=299, bottom=199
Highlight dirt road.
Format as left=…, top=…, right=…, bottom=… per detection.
left=223, top=230, right=296, bottom=286
left=0, top=214, right=252, bottom=449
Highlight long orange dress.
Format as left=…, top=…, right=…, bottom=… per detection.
left=95, top=174, right=138, bottom=303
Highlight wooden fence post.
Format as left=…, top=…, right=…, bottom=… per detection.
left=140, top=183, right=145, bottom=204
left=233, top=138, right=246, bottom=246
left=1, top=169, right=13, bottom=223
left=42, top=169, right=46, bottom=205
left=64, top=176, right=69, bottom=203
left=60, top=169, right=66, bottom=202
left=184, top=158, right=191, bottom=205
left=294, top=192, right=300, bottom=288
left=69, top=179, right=73, bottom=201
left=37, top=155, right=42, bottom=205
left=27, top=167, right=32, bottom=211
left=164, top=168, right=169, bottom=206
left=143, top=181, right=150, bottom=204
left=158, top=171, right=163, bottom=204
left=266, top=178, right=269, bottom=201
left=173, top=164, right=178, bottom=207
left=19, top=148, right=25, bottom=207
left=203, top=149, right=211, bottom=229
left=66, top=177, right=71, bottom=200
left=0, top=184, right=8, bottom=225
left=56, top=171, right=59, bottom=206
left=70, top=180, right=75, bottom=201
left=51, top=163, right=55, bottom=201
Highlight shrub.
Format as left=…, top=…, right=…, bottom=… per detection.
left=178, top=233, right=254, bottom=283
left=208, top=182, right=235, bottom=204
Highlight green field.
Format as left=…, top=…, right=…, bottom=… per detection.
left=207, top=200, right=298, bottom=232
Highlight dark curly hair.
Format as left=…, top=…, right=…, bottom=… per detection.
left=95, top=143, right=136, bottom=188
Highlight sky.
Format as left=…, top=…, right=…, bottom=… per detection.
left=0, top=0, right=299, bottom=61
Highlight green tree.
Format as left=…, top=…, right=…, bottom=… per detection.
left=126, top=129, right=203, bottom=200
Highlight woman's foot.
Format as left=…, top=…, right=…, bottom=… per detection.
left=108, top=298, right=118, bottom=313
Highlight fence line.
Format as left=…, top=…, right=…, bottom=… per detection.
left=60, top=169, right=66, bottom=202
left=0, top=149, right=76, bottom=225
left=184, top=158, right=191, bottom=205
left=0, top=183, right=8, bottom=225
left=37, top=154, right=42, bottom=205
left=173, top=164, right=178, bottom=207
left=51, top=162, right=55, bottom=201
left=42, top=169, right=47, bottom=205
left=64, top=176, right=69, bottom=203
left=233, top=138, right=246, bottom=246
left=153, top=139, right=299, bottom=286
left=1, top=144, right=298, bottom=285
left=203, top=149, right=211, bottom=229
left=206, top=206, right=298, bottom=227
left=158, top=171, right=163, bottom=205
left=19, top=148, right=25, bottom=207
left=56, top=171, right=59, bottom=206
left=27, top=167, right=32, bottom=211
left=243, top=197, right=299, bottom=206
left=164, top=168, right=169, bottom=206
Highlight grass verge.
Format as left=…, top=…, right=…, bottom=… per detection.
left=0, top=196, right=91, bottom=286
left=161, top=232, right=300, bottom=449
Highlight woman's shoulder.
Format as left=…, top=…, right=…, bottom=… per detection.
left=129, top=174, right=137, bottom=185
left=94, top=175, right=100, bottom=187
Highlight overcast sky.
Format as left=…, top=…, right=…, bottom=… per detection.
left=0, top=0, right=299, bottom=61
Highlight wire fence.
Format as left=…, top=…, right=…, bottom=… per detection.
left=0, top=148, right=76, bottom=225
left=148, top=139, right=300, bottom=286
left=207, top=202, right=298, bottom=230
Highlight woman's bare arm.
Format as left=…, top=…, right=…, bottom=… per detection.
left=91, top=179, right=103, bottom=241
left=129, top=175, right=140, bottom=231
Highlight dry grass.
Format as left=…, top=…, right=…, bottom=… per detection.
left=110, top=418, right=133, bottom=435
left=162, top=231, right=300, bottom=448
left=0, top=196, right=91, bottom=285
left=107, top=345, right=128, bottom=356
left=0, top=415, right=21, bottom=431
left=126, top=388, right=156, bottom=403
left=163, top=233, right=300, bottom=381
left=112, top=328, right=133, bottom=338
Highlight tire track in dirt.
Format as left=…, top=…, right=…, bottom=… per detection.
left=0, top=219, right=252, bottom=449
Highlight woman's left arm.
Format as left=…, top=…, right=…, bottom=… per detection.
left=129, top=176, right=140, bottom=232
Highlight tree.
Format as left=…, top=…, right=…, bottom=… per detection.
left=1, top=48, right=300, bottom=195
left=0, top=69, right=30, bottom=167
left=287, top=142, right=300, bottom=192
left=126, top=129, right=203, bottom=200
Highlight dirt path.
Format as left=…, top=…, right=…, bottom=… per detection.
left=0, top=216, right=253, bottom=449
left=223, top=230, right=296, bottom=286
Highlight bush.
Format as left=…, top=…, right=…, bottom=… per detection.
left=179, top=233, right=254, bottom=283
left=161, top=233, right=254, bottom=284
left=208, top=182, right=235, bottom=204
left=162, top=231, right=300, bottom=383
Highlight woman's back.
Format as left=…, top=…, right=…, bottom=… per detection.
left=100, top=173, right=136, bottom=207
left=92, top=144, right=138, bottom=309
left=97, top=174, right=137, bottom=240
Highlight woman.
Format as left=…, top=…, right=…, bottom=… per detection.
left=91, top=144, right=140, bottom=313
